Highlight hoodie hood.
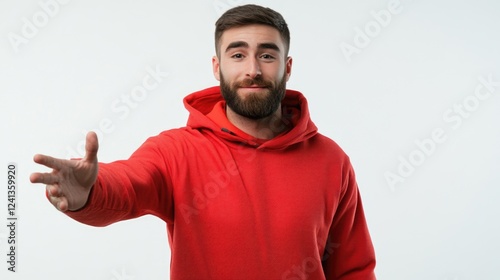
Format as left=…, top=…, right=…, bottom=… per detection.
left=183, top=86, right=318, bottom=150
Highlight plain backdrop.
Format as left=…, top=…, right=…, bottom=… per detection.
left=1, top=0, right=499, bottom=279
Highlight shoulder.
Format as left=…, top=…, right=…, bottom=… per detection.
left=140, top=127, right=222, bottom=155
left=310, top=133, right=350, bottom=160
left=143, top=127, right=203, bottom=148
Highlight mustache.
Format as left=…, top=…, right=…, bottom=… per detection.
left=235, top=78, right=273, bottom=88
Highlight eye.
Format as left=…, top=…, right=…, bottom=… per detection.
left=231, top=53, right=244, bottom=59
left=260, top=54, right=275, bottom=60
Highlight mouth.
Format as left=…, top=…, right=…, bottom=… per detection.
left=238, top=86, right=268, bottom=92
left=239, top=84, right=268, bottom=89
left=236, top=86, right=268, bottom=97
left=236, top=80, right=271, bottom=92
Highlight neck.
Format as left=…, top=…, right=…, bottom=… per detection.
left=226, top=105, right=289, bottom=140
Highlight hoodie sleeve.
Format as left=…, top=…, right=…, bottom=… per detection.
left=322, top=160, right=376, bottom=279
left=65, top=136, right=174, bottom=226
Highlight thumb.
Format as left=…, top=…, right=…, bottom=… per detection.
left=83, top=131, right=99, bottom=163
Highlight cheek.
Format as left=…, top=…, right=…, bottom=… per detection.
left=220, top=66, right=241, bottom=83
left=263, top=62, right=285, bottom=78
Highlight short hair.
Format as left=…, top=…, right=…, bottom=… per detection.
left=214, top=4, right=290, bottom=57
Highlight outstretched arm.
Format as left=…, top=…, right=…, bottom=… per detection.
left=31, top=131, right=174, bottom=226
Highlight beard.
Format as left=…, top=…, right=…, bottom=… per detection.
left=220, top=71, right=287, bottom=120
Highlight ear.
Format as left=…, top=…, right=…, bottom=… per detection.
left=285, top=56, right=293, bottom=82
left=212, top=55, right=220, bottom=81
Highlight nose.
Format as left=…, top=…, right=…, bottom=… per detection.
left=246, top=57, right=262, bottom=79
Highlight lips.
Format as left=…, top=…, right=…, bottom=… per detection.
left=237, top=79, right=271, bottom=89
left=239, top=86, right=268, bottom=91
left=242, top=86, right=266, bottom=88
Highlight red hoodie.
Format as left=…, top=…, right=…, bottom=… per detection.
left=66, top=86, right=376, bottom=279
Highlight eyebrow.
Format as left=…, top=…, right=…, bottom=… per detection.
left=224, top=41, right=281, bottom=53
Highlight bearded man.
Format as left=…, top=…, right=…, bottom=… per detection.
left=31, top=4, right=376, bottom=279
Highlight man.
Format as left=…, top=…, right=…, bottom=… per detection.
left=31, top=4, right=376, bottom=279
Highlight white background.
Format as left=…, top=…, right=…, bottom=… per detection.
left=1, top=0, right=499, bottom=279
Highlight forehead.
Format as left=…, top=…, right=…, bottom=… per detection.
left=220, top=24, right=283, bottom=48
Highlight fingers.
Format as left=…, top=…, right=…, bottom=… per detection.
left=46, top=184, right=61, bottom=197
left=32, top=131, right=98, bottom=168
left=83, top=131, right=99, bottom=163
left=30, top=172, right=59, bottom=184
left=46, top=185, right=69, bottom=212
left=33, top=154, right=65, bottom=169
left=31, top=154, right=68, bottom=184
left=32, top=132, right=98, bottom=212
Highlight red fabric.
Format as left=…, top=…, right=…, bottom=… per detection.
left=206, top=100, right=268, bottom=145
left=66, top=86, right=376, bottom=279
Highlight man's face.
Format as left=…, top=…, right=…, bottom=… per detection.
left=212, top=24, right=292, bottom=119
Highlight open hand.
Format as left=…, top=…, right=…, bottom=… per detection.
left=30, top=132, right=99, bottom=212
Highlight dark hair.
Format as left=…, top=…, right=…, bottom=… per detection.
left=215, top=4, right=290, bottom=57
